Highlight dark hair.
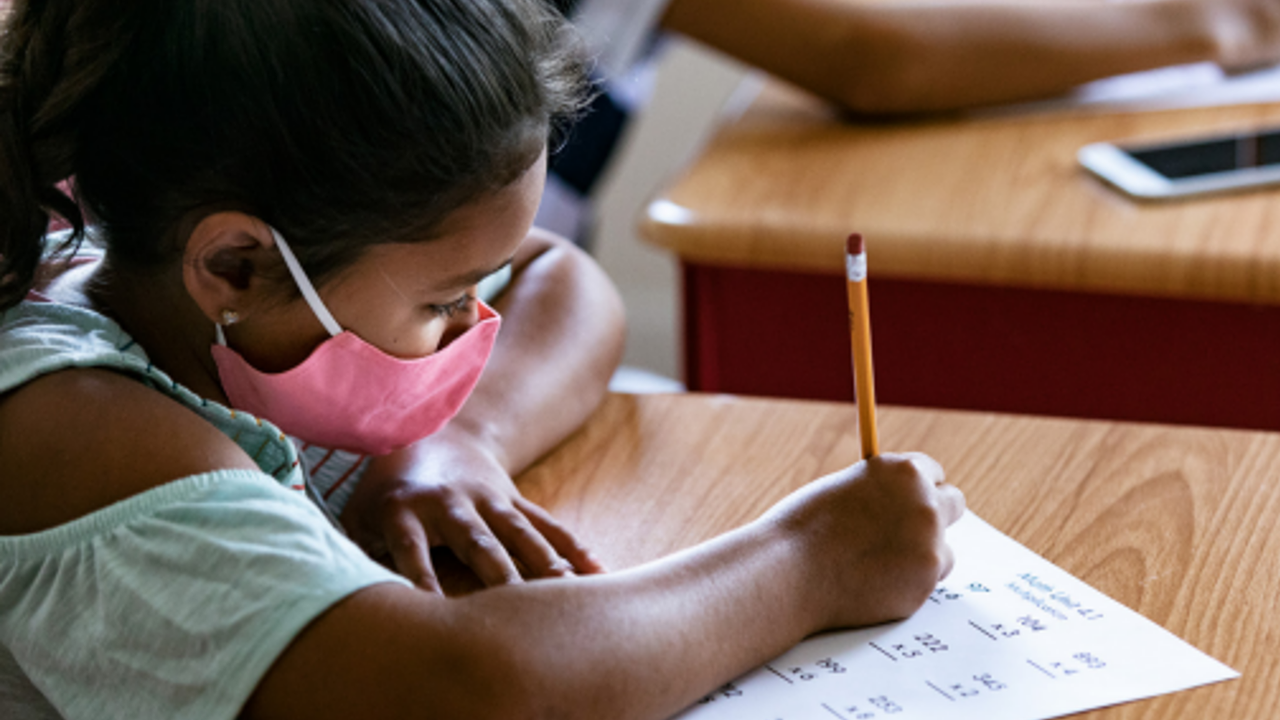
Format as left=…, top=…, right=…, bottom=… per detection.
left=0, top=0, right=589, bottom=309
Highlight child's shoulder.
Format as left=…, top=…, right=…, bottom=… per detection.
left=0, top=258, right=262, bottom=534
left=0, top=362, right=260, bottom=536
left=0, top=295, right=143, bottom=382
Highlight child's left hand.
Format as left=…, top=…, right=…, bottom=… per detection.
left=339, top=425, right=606, bottom=594
left=339, top=228, right=621, bottom=595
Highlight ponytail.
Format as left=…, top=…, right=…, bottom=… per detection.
left=0, top=1, right=134, bottom=309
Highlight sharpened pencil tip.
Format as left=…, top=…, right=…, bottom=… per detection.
left=846, top=233, right=864, bottom=256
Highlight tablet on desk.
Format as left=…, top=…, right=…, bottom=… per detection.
left=1079, top=127, right=1280, bottom=199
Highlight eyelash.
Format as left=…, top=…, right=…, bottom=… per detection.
left=428, top=293, right=476, bottom=319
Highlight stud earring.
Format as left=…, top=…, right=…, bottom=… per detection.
left=220, top=309, right=241, bottom=326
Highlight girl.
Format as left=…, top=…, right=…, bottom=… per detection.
left=0, top=2, right=964, bottom=719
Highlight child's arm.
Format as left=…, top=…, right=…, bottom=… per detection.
left=248, top=454, right=964, bottom=720
left=0, top=348, right=962, bottom=720
left=661, top=0, right=1280, bottom=114
left=340, top=229, right=625, bottom=592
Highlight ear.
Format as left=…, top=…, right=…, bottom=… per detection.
left=181, top=212, right=280, bottom=326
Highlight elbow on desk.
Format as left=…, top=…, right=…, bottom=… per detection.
left=831, top=74, right=928, bottom=117
left=819, top=26, right=967, bottom=116
left=828, top=57, right=951, bottom=116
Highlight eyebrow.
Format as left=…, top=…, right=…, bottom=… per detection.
left=439, top=256, right=515, bottom=290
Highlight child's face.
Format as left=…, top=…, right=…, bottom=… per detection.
left=258, top=152, right=545, bottom=368
left=330, top=151, right=546, bottom=358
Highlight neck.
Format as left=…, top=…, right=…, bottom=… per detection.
left=83, top=258, right=231, bottom=404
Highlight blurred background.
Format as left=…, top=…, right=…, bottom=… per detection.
left=589, top=40, right=747, bottom=385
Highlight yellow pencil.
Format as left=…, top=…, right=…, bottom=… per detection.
left=845, top=233, right=879, bottom=459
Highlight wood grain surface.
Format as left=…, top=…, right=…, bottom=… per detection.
left=641, top=84, right=1280, bottom=304
left=518, top=393, right=1280, bottom=719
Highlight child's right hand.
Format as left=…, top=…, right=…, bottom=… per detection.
left=761, top=452, right=965, bottom=633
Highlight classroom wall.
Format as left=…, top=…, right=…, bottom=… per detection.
left=590, top=40, right=751, bottom=382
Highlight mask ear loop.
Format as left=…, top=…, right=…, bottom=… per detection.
left=269, top=227, right=344, bottom=337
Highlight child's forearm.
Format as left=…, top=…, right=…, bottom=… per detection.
left=661, top=0, right=1263, bottom=114
left=416, top=522, right=815, bottom=720
left=246, top=516, right=813, bottom=720
left=246, top=457, right=962, bottom=720
left=447, top=228, right=626, bottom=475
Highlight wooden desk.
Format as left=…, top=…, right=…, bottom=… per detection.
left=520, top=393, right=1280, bottom=719
left=640, top=86, right=1280, bottom=430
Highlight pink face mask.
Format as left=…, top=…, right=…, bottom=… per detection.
left=210, top=228, right=501, bottom=456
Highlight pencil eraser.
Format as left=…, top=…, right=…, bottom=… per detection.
left=846, top=233, right=864, bottom=256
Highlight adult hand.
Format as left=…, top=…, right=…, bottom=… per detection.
left=763, top=452, right=965, bottom=632
left=340, top=427, right=606, bottom=594
left=1201, top=0, right=1280, bottom=70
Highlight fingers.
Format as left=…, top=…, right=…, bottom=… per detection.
left=437, top=505, right=524, bottom=588
left=434, top=494, right=600, bottom=585
left=515, top=496, right=607, bottom=574
left=901, top=455, right=963, bottom=582
left=897, top=451, right=946, bottom=486
left=936, top=541, right=957, bottom=582
left=870, top=452, right=964, bottom=526
left=383, top=508, right=442, bottom=595
left=935, top=482, right=966, bottom=527
left=902, top=453, right=966, bottom=527
left=383, top=496, right=525, bottom=591
left=472, top=497, right=605, bottom=580
left=891, top=453, right=963, bottom=581
left=378, top=485, right=600, bottom=592
left=482, top=502, right=576, bottom=579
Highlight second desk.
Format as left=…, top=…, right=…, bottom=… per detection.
left=641, top=85, right=1280, bottom=430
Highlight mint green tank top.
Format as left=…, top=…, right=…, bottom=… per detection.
left=0, top=299, right=408, bottom=720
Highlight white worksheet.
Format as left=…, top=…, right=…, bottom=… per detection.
left=673, top=512, right=1237, bottom=720
left=978, top=62, right=1280, bottom=117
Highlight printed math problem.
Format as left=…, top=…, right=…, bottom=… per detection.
left=673, top=513, right=1236, bottom=720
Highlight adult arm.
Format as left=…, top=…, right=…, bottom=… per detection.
left=340, top=229, right=626, bottom=591
left=660, top=0, right=1280, bottom=114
